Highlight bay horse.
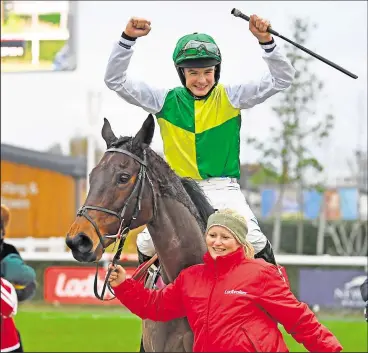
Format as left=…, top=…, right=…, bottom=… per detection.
left=65, top=114, right=214, bottom=352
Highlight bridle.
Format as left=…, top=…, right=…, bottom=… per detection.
left=76, top=147, right=157, bottom=301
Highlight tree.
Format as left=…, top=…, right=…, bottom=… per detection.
left=246, top=17, right=335, bottom=254
left=69, top=135, right=104, bottom=163
left=47, top=143, right=63, bottom=155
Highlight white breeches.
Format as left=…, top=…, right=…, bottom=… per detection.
left=137, top=177, right=268, bottom=256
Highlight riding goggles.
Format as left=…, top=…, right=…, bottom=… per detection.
left=176, top=40, right=221, bottom=63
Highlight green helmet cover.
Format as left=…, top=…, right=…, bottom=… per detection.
left=173, top=33, right=221, bottom=67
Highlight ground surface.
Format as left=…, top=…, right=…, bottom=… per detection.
left=14, top=303, right=367, bottom=352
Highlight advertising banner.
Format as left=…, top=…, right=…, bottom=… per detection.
left=44, top=266, right=137, bottom=305
left=299, top=268, right=366, bottom=309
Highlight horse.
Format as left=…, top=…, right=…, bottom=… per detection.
left=65, top=114, right=215, bottom=352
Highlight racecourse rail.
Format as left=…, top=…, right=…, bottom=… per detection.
left=19, top=251, right=367, bottom=267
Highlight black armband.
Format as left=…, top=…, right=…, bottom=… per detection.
left=121, top=32, right=137, bottom=41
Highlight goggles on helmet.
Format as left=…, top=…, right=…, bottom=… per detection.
left=175, top=40, right=221, bottom=64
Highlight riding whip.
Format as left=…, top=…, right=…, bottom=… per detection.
left=231, top=8, right=358, bottom=79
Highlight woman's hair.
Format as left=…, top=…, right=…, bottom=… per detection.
left=1, top=204, right=10, bottom=236
left=207, top=208, right=255, bottom=259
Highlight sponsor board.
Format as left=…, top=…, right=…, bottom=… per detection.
left=44, top=266, right=137, bottom=305
left=299, top=268, right=366, bottom=309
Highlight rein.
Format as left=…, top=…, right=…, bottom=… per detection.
left=76, top=147, right=157, bottom=301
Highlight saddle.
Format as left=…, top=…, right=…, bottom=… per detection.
left=131, top=253, right=166, bottom=290
left=145, top=262, right=166, bottom=290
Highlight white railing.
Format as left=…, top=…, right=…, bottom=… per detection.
left=20, top=253, right=368, bottom=267
left=20, top=251, right=138, bottom=263
left=7, top=237, right=67, bottom=253
left=7, top=237, right=367, bottom=266
left=2, top=31, right=69, bottom=41
left=7, top=237, right=137, bottom=262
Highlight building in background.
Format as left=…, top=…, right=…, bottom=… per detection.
left=1, top=143, right=85, bottom=238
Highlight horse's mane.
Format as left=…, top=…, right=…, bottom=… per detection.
left=111, top=136, right=215, bottom=231
left=180, top=178, right=215, bottom=226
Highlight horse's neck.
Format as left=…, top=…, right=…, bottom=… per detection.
left=147, top=197, right=207, bottom=283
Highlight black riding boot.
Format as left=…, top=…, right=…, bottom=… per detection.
left=137, top=247, right=160, bottom=267
left=254, top=240, right=277, bottom=265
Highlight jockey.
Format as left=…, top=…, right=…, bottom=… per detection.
left=104, top=15, right=296, bottom=266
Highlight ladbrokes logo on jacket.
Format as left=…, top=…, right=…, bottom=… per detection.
left=224, top=289, right=247, bottom=296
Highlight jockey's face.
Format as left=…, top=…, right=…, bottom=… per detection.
left=183, top=66, right=215, bottom=97
left=206, top=225, right=241, bottom=259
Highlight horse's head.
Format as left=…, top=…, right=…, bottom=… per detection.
left=66, top=114, right=156, bottom=262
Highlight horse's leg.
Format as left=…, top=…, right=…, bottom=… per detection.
left=139, top=332, right=145, bottom=353
left=182, top=330, right=194, bottom=352
left=143, top=320, right=167, bottom=352
left=143, top=318, right=193, bottom=352
left=138, top=253, right=193, bottom=352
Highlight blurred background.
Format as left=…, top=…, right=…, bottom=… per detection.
left=1, top=1, right=367, bottom=352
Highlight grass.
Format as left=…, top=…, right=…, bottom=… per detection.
left=14, top=303, right=367, bottom=352
left=2, top=13, right=61, bottom=33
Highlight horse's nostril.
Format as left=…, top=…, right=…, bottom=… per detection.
left=76, top=233, right=93, bottom=253
left=65, top=234, right=75, bottom=249
left=66, top=233, right=93, bottom=254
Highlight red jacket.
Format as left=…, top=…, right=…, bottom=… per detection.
left=1, top=278, right=20, bottom=352
left=114, top=247, right=342, bottom=352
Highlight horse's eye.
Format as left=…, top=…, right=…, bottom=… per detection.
left=118, top=173, right=131, bottom=184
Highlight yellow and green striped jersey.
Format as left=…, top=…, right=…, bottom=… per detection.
left=156, top=84, right=241, bottom=180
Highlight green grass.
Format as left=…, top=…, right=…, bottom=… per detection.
left=14, top=304, right=367, bottom=352
left=3, top=13, right=61, bottom=33
left=15, top=305, right=142, bottom=352
left=282, top=321, right=367, bottom=352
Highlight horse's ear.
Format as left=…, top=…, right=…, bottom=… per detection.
left=101, top=118, right=117, bottom=148
left=133, top=114, right=155, bottom=147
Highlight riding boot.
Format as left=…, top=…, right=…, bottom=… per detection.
left=254, top=240, right=276, bottom=265
left=137, top=247, right=160, bottom=267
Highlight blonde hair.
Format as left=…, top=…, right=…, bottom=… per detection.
left=210, top=208, right=255, bottom=259
left=1, top=204, right=10, bottom=229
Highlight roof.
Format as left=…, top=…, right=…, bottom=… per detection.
left=1, top=143, right=86, bottom=178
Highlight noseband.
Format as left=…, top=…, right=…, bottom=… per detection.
left=76, top=147, right=156, bottom=300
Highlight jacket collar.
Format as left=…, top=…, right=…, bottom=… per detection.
left=203, top=246, right=246, bottom=276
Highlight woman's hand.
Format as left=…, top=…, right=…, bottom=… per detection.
left=107, top=264, right=127, bottom=287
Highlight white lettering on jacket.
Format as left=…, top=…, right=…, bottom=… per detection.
left=224, top=289, right=247, bottom=296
